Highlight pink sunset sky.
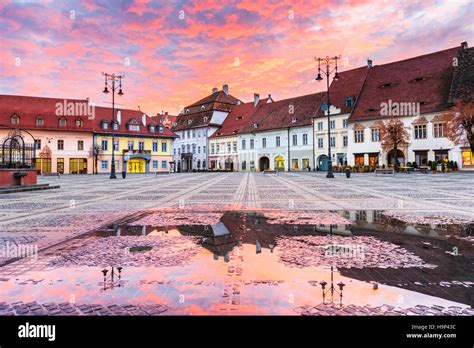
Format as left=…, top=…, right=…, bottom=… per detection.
left=0, top=0, right=472, bottom=115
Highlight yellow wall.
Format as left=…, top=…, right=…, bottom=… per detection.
left=96, top=135, right=172, bottom=155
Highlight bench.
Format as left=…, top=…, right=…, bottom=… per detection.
left=374, top=168, right=394, bottom=176
left=263, top=170, right=278, bottom=175
left=419, top=166, right=429, bottom=174
left=42, top=172, right=60, bottom=178
left=399, top=166, right=414, bottom=174
left=155, top=171, right=170, bottom=177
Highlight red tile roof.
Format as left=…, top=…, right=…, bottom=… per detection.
left=0, top=94, right=94, bottom=132
left=211, top=92, right=326, bottom=138
left=449, top=45, right=474, bottom=103
left=187, top=90, right=240, bottom=107
left=94, top=106, right=177, bottom=138
left=349, top=47, right=459, bottom=123
left=315, top=66, right=369, bottom=117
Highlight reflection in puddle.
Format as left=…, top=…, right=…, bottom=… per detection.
left=0, top=210, right=472, bottom=315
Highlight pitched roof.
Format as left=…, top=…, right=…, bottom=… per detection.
left=349, top=47, right=459, bottom=122
left=94, top=106, right=177, bottom=137
left=211, top=93, right=326, bottom=138
left=0, top=94, right=94, bottom=132
left=187, top=90, right=240, bottom=107
left=315, top=66, right=368, bottom=117
left=449, top=44, right=474, bottom=103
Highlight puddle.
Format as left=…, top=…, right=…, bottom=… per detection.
left=0, top=210, right=472, bottom=315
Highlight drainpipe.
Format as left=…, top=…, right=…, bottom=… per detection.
left=312, top=119, right=316, bottom=171
left=287, top=127, right=291, bottom=172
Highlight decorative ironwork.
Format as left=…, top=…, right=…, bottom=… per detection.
left=0, top=130, right=35, bottom=169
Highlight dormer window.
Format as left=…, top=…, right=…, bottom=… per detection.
left=233, top=130, right=238, bottom=134
left=149, top=125, right=155, bottom=132
left=172, top=122, right=177, bottom=127
left=187, top=119, right=192, bottom=125
left=366, top=108, right=376, bottom=112
left=201, top=105, right=206, bottom=111
left=112, top=122, right=119, bottom=130
left=236, top=116, right=243, bottom=120
left=186, top=109, right=190, bottom=114
left=101, top=120, right=109, bottom=129
left=59, top=117, right=67, bottom=127
left=203, top=116, right=208, bottom=122
left=36, top=115, right=44, bottom=126
left=345, top=97, right=353, bottom=108
left=412, top=77, right=427, bottom=82
left=292, top=117, right=298, bottom=123
left=128, top=119, right=140, bottom=131
left=11, top=114, right=19, bottom=125
left=158, top=126, right=164, bottom=132
left=380, top=82, right=395, bottom=88
left=75, top=118, right=83, bottom=128
left=253, top=123, right=259, bottom=129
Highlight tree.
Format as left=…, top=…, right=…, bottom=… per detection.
left=444, top=101, right=474, bottom=152
left=379, top=117, right=410, bottom=168
left=90, top=145, right=101, bottom=174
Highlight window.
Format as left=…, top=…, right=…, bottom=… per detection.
left=112, top=122, right=118, bottom=130
left=162, top=141, right=167, bottom=152
left=330, top=120, right=335, bottom=129
left=181, top=145, right=185, bottom=153
left=11, top=115, right=19, bottom=125
left=303, top=134, right=308, bottom=145
left=192, top=144, right=196, bottom=154
left=262, top=138, right=266, bottom=148
left=203, top=145, right=206, bottom=154
left=149, top=125, right=155, bottom=132
left=76, top=119, right=83, bottom=128
left=57, top=158, right=64, bottom=174
left=343, top=119, right=349, bottom=128
left=292, top=159, right=299, bottom=170
left=101, top=160, right=108, bottom=169
left=211, top=144, right=215, bottom=154
left=58, top=139, right=64, bottom=150
left=59, top=118, right=66, bottom=127
left=276, top=136, right=281, bottom=147
left=202, top=160, right=206, bottom=168
left=216, top=144, right=220, bottom=153
left=161, top=160, right=167, bottom=169
left=34, top=139, right=41, bottom=150
left=152, top=141, right=158, bottom=152
left=36, top=116, right=44, bottom=126
left=227, top=142, right=231, bottom=153
left=242, top=161, right=247, bottom=171
left=292, top=116, right=298, bottom=123
left=433, top=123, right=445, bottom=138
left=77, top=140, right=84, bottom=151
left=414, top=124, right=427, bottom=139
left=343, top=135, right=348, bottom=147
left=461, top=149, right=473, bottom=166
left=345, top=97, right=353, bottom=108
left=128, top=120, right=140, bottom=131
left=152, top=160, right=158, bottom=169
left=330, top=136, right=336, bottom=147
left=198, top=146, right=201, bottom=154
left=318, top=138, right=323, bottom=148
left=250, top=139, right=255, bottom=149
left=317, top=121, right=323, bottom=131
left=242, top=139, right=246, bottom=150
left=371, top=128, right=380, bottom=142
left=354, top=130, right=364, bottom=143
left=128, top=140, right=134, bottom=150
left=233, top=142, right=237, bottom=153
left=102, top=121, right=108, bottom=129
left=187, top=130, right=190, bottom=138
left=174, top=148, right=176, bottom=155
left=114, top=140, right=119, bottom=151
left=101, top=139, right=108, bottom=151
left=292, top=134, right=297, bottom=146
left=192, top=130, right=195, bottom=138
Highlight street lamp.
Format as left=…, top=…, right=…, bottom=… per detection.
left=315, top=55, right=341, bottom=178
left=320, top=266, right=345, bottom=306
left=101, top=266, right=123, bottom=291
left=102, top=72, right=124, bottom=179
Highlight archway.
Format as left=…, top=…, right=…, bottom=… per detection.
left=259, top=156, right=270, bottom=171
left=274, top=155, right=285, bottom=171
left=387, top=149, right=405, bottom=167
left=317, top=155, right=329, bottom=171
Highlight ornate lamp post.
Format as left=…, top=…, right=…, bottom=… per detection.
left=315, top=56, right=341, bottom=178
left=101, top=266, right=123, bottom=291
left=102, top=73, right=124, bottom=179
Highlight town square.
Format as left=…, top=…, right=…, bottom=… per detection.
left=0, top=0, right=473, bottom=346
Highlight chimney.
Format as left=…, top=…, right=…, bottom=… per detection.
left=116, top=110, right=121, bottom=125
left=165, top=111, right=168, bottom=115
left=254, top=93, right=260, bottom=107
left=461, top=41, right=468, bottom=50
left=367, top=59, right=373, bottom=68
left=212, top=87, right=218, bottom=94
left=223, top=84, right=229, bottom=95
left=142, top=113, right=147, bottom=126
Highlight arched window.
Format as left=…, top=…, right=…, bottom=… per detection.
left=11, top=114, right=20, bottom=125
left=75, top=118, right=83, bottom=128
left=59, top=117, right=67, bottom=127
left=36, top=115, right=44, bottom=126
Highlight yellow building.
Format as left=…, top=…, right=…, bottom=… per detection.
left=94, top=107, right=176, bottom=174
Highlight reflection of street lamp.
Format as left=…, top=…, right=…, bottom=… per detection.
left=320, top=266, right=345, bottom=306
left=101, top=266, right=123, bottom=291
